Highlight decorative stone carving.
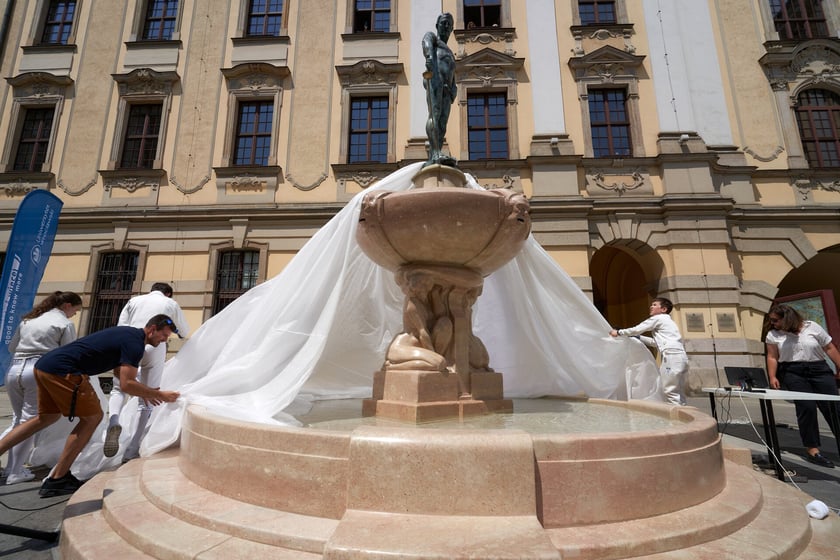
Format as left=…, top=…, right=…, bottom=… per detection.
left=335, top=59, right=402, bottom=87
left=57, top=176, right=97, bottom=196
left=793, top=175, right=840, bottom=199
left=743, top=145, right=785, bottom=162
left=285, top=171, right=327, bottom=191
left=103, top=175, right=160, bottom=193
left=589, top=169, right=646, bottom=195
left=170, top=174, right=210, bottom=195
left=112, top=68, right=179, bottom=97
left=220, top=63, right=290, bottom=91
left=0, top=180, right=38, bottom=197
left=7, top=72, right=73, bottom=99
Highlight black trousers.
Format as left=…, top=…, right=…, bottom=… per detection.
left=779, top=361, right=840, bottom=449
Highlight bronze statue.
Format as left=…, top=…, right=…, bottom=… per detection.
left=422, top=13, right=457, bottom=167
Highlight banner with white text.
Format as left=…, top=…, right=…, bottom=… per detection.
left=0, top=190, right=63, bottom=385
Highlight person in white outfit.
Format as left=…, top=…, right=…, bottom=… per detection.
left=105, top=282, right=189, bottom=459
left=2, top=291, right=82, bottom=484
left=610, top=297, right=689, bottom=405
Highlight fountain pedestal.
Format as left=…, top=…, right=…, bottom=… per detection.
left=357, top=165, right=529, bottom=423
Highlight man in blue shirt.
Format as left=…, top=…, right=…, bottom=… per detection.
left=0, top=314, right=180, bottom=497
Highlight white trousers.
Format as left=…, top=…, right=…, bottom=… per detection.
left=660, top=350, right=688, bottom=406
left=1, top=356, right=40, bottom=475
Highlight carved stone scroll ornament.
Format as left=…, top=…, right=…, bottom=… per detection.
left=170, top=174, right=211, bottom=195
left=793, top=176, right=840, bottom=199
left=0, top=180, right=38, bottom=197
left=57, top=177, right=98, bottom=196
left=590, top=169, right=645, bottom=195
left=103, top=176, right=160, bottom=193
left=743, top=145, right=784, bottom=162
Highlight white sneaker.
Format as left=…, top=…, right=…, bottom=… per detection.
left=104, top=424, right=122, bottom=457
left=6, top=468, right=35, bottom=485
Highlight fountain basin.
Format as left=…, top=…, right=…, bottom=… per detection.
left=356, top=187, right=530, bottom=276
left=178, top=398, right=724, bottom=526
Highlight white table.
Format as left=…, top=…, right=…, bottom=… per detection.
left=702, top=387, right=840, bottom=480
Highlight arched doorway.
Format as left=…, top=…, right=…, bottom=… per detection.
left=590, top=244, right=661, bottom=328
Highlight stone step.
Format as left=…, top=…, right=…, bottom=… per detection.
left=547, top=461, right=815, bottom=560
left=100, top=462, right=322, bottom=559
left=138, top=455, right=338, bottom=553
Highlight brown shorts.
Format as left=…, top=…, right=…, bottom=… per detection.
left=34, top=369, right=101, bottom=418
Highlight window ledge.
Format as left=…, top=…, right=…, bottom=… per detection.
left=0, top=172, right=54, bottom=197
left=22, top=44, right=77, bottom=54
left=214, top=165, right=281, bottom=203
left=125, top=39, right=182, bottom=50
left=232, top=35, right=290, bottom=46
left=99, top=168, right=165, bottom=192
left=341, top=31, right=400, bottom=41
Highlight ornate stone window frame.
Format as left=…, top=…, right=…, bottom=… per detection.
left=757, top=0, right=840, bottom=41
left=214, top=63, right=289, bottom=202
left=454, top=48, right=524, bottom=162
left=236, top=0, right=290, bottom=38
left=100, top=68, right=178, bottom=195
left=29, top=0, right=83, bottom=46
left=335, top=59, right=402, bottom=164
left=571, top=0, right=629, bottom=26
left=129, top=0, right=185, bottom=42
left=568, top=45, right=646, bottom=158
left=759, top=39, right=840, bottom=169
left=0, top=72, right=72, bottom=195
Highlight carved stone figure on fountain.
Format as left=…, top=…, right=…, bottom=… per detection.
left=423, top=13, right=457, bottom=168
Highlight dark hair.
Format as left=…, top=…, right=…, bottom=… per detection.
left=151, top=282, right=173, bottom=297
left=767, top=304, right=803, bottom=334
left=22, top=291, right=82, bottom=320
left=145, top=314, right=178, bottom=334
left=653, top=297, right=673, bottom=314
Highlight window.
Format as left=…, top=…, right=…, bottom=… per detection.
left=770, top=0, right=829, bottom=40
left=348, top=96, right=388, bottom=163
left=142, top=0, right=179, bottom=40
left=795, top=89, right=840, bottom=168
left=88, top=252, right=139, bottom=333
left=589, top=89, right=631, bottom=157
left=119, top=104, right=162, bottom=169
left=246, top=0, right=284, bottom=37
left=467, top=93, right=508, bottom=159
left=353, top=0, right=391, bottom=33
left=234, top=101, right=274, bottom=166
left=463, top=0, right=501, bottom=29
left=213, top=250, right=259, bottom=314
left=40, top=0, right=76, bottom=45
left=13, top=107, right=55, bottom=172
left=578, top=1, right=616, bottom=25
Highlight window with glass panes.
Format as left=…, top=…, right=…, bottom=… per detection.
left=213, top=250, right=259, bottom=315
left=578, top=1, right=616, bottom=25
left=119, top=104, right=162, bottom=169
left=769, top=0, right=828, bottom=40
left=88, top=252, right=139, bottom=333
left=13, top=107, right=55, bottom=172
left=40, top=0, right=76, bottom=45
left=234, top=101, right=273, bottom=166
left=246, top=0, right=283, bottom=36
left=353, top=0, right=390, bottom=33
left=467, top=93, right=508, bottom=160
left=348, top=96, right=388, bottom=163
left=795, top=89, right=840, bottom=168
left=464, top=0, right=501, bottom=29
left=589, top=89, right=631, bottom=158
left=142, top=0, right=179, bottom=41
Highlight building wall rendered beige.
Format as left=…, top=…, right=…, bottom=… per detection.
left=741, top=254, right=791, bottom=285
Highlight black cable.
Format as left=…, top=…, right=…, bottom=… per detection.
left=0, top=497, right=69, bottom=512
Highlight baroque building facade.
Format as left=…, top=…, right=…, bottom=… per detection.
left=0, top=0, right=839, bottom=392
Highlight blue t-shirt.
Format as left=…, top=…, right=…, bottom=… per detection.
left=35, top=326, right=146, bottom=376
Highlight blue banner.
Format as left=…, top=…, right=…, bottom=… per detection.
left=0, top=190, right=63, bottom=385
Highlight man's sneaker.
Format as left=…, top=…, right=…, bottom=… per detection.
left=5, top=468, right=35, bottom=485
left=39, top=472, right=84, bottom=497
left=104, top=424, right=122, bottom=457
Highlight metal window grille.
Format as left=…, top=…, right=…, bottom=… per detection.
left=212, top=250, right=259, bottom=315
left=88, top=252, right=139, bottom=333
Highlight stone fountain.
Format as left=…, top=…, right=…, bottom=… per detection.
left=58, top=13, right=840, bottom=560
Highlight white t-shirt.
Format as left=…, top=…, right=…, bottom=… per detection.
left=618, top=313, right=685, bottom=353
left=118, top=290, right=191, bottom=337
left=765, top=320, right=832, bottom=362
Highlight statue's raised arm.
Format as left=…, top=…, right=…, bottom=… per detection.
left=422, top=13, right=457, bottom=168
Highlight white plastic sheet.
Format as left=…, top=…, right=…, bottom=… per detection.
left=68, top=162, right=661, bottom=478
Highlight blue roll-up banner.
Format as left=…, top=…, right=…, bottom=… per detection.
left=0, top=190, right=63, bottom=385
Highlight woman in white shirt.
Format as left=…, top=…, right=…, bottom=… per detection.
left=766, top=304, right=840, bottom=469
left=2, top=291, right=82, bottom=484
